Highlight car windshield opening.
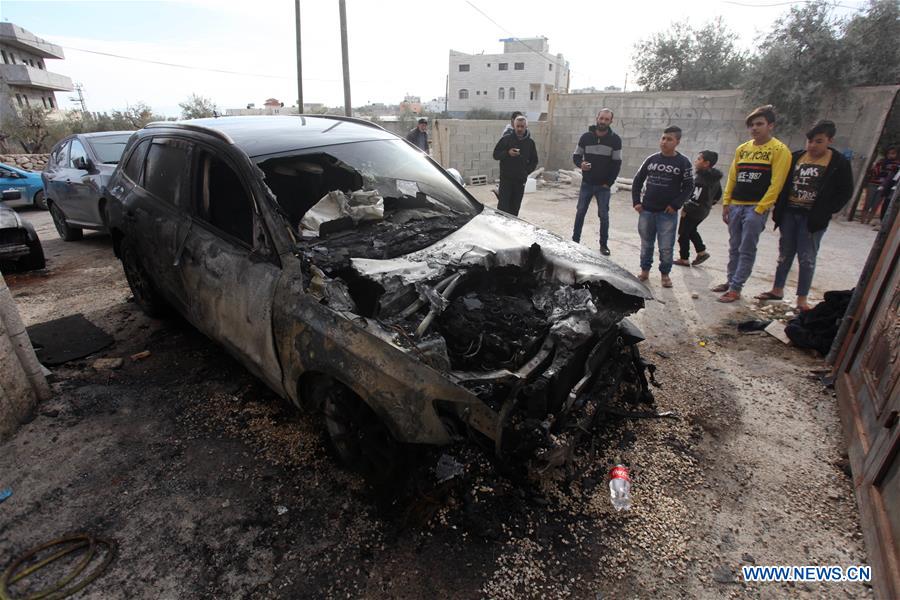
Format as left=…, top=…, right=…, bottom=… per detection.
left=89, top=134, right=132, bottom=164
left=256, top=139, right=481, bottom=234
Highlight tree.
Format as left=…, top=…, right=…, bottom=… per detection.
left=742, top=1, right=848, bottom=130
left=111, top=102, right=163, bottom=129
left=179, top=94, right=218, bottom=119
left=1, top=106, right=52, bottom=153
left=843, top=0, right=900, bottom=86
left=632, top=18, right=747, bottom=91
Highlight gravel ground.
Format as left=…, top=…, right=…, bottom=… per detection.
left=0, top=192, right=876, bottom=599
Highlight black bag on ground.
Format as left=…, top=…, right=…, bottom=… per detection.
left=784, top=290, right=854, bottom=355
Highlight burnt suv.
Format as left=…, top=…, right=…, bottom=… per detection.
left=107, top=116, right=654, bottom=478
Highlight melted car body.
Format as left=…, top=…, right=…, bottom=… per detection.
left=107, top=116, right=654, bottom=475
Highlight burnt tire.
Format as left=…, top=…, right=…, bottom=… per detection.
left=19, top=234, right=46, bottom=271
left=120, top=237, right=168, bottom=317
left=49, top=202, right=82, bottom=241
left=321, top=381, right=405, bottom=484
left=33, top=190, right=47, bottom=210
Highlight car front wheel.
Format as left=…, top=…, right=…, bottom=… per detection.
left=120, top=237, right=168, bottom=317
left=49, top=202, right=82, bottom=241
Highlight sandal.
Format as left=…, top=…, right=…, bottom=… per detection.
left=754, top=291, right=783, bottom=301
left=661, top=274, right=673, bottom=288
left=692, top=252, right=710, bottom=266
left=717, top=291, right=741, bottom=303
left=673, top=259, right=691, bottom=267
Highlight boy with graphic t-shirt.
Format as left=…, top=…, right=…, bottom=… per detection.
left=713, top=105, right=792, bottom=303
left=631, top=126, right=694, bottom=287
left=756, top=120, right=853, bottom=311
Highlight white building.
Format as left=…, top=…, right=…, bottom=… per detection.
left=0, top=23, right=73, bottom=114
left=447, top=37, right=569, bottom=120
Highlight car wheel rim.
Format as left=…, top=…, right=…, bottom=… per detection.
left=122, top=246, right=153, bottom=306
left=324, top=390, right=398, bottom=480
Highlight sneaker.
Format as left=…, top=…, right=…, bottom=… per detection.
left=661, top=274, right=673, bottom=288
left=711, top=283, right=729, bottom=293
left=692, top=251, right=710, bottom=266
left=717, top=290, right=741, bottom=303
left=673, top=259, right=691, bottom=267
left=600, top=246, right=611, bottom=256
left=637, top=270, right=649, bottom=281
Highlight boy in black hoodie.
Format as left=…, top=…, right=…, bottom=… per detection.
left=756, top=120, right=853, bottom=311
left=673, top=150, right=722, bottom=267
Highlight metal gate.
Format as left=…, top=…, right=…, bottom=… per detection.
left=832, top=196, right=900, bottom=599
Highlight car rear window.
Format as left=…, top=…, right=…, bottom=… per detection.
left=122, top=139, right=150, bottom=183
left=89, top=134, right=132, bottom=164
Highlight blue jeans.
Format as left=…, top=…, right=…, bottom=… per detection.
left=573, top=183, right=611, bottom=245
left=726, top=205, right=769, bottom=292
left=638, top=210, right=678, bottom=274
left=773, top=211, right=826, bottom=297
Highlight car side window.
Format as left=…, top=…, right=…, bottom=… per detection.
left=122, top=139, right=150, bottom=184
left=143, top=139, right=191, bottom=206
left=68, top=140, right=88, bottom=168
left=192, top=148, right=254, bottom=247
left=53, top=142, right=70, bottom=167
left=0, top=167, right=14, bottom=178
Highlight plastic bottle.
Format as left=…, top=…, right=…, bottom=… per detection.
left=609, top=464, right=632, bottom=511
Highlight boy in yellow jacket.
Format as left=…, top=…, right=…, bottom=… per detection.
left=713, top=105, right=792, bottom=303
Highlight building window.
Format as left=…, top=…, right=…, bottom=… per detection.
left=1, top=51, right=7, bottom=64
left=42, top=97, right=48, bottom=109
left=530, top=91, right=535, bottom=101
left=48, top=96, right=55, bottom=109
left=547, top=94, right=550, bottom=101
left=459, top=89, right=469, bottom=100
left=483, top=90, right=487, bottom=96
left=487, top=63, right=491, bottom=67
left=498, top=88, right=505, bottom=100
left=459, top=64, right=470, bottom=72
left=549, top=64, right=553, bottom=71
left=15, top=94, right=23, bottom=108
left=475, top=91, right=480, bottom=95
left=514, top=62, right=524, bottom=70
left=499, top=63, right=508, bottom=71
left=38, top=60, right=44, bottom=70
left=509, top=87, right=516, bottom=100
left=23, top=95, right=29, bottom=106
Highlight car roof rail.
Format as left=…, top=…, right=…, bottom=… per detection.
left=292, top=114, right=387, bottom=132
left=143, top=121, right=235, bottom=144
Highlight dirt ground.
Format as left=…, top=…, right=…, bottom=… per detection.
left=0, top=188, right=877, bottom=599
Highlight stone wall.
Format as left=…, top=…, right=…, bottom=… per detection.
left=430, top=119, right=549, bottom=182
left=544, top=87, right=899, bottom=193
left=0, top=153, right=50, bottom=172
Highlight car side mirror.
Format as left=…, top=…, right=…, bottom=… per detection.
left=73, top=156, right=93, bottom=171
left=2, top=190, right=22, bottom=201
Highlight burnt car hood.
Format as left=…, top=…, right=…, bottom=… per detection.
left=350, top=207, right=652, bottom=301
left=0, top=205, right=23, bottom=230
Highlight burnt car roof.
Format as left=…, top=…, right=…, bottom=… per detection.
left=143, top=115, right=396, bottom=158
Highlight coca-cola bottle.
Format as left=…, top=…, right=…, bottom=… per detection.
left=609, top=464, right=632, bottom=511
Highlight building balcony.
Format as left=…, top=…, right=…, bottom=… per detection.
left=0, top=23, right=65, bottom=59
left=1, top=64, right=73, bottom=92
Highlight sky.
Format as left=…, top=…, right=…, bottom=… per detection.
left=2, top=0, right=868, bottom=117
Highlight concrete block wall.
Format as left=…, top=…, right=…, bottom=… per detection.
left=431, top=119, right=549, bottom=182
left=545, top=87, right=899, bottom=190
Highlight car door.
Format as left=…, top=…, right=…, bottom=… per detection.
left=176, top=142, right=284, bottom=391
left=45, top=140, right=70, bottom=208
left=0, top=166, right=28, bottom=207
left=124, top=137, right=193, bottom=313
left=63, top=138, right=96, bottom=224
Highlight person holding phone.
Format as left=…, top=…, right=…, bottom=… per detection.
left=492, top=115, right=538, bottom=217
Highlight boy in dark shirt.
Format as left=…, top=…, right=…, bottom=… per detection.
left=673, top=150, right=722, bottom=267
left=632, top=126, right=694, bottom=287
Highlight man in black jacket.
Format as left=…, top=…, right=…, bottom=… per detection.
left=571, top=109, right=622, bottom=255
left=756, top=120, right=854, bottom=311
left=405, top=118, right=429, bottom=153
left=673, top=150, right=722, bottom=267
left=492, top=116, right=538, bottom=216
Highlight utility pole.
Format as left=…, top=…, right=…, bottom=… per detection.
left=69, top=83, right=87, bottom=112
left=294, top=0, right=303, bottom=113
left=339, top=0, right=351, bottom=116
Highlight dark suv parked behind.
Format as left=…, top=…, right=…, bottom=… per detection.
left=42, top=131, right=133, bottom=240
left=106, top=116, right=654, bottom=480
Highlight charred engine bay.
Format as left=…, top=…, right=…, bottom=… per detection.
left=298, top=207, right=651, bottom=460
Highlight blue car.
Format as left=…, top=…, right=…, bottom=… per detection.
left=0, top=162, right=46, bottom=209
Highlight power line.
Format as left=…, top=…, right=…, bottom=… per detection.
left=721, top=0, right=865, bottom=10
